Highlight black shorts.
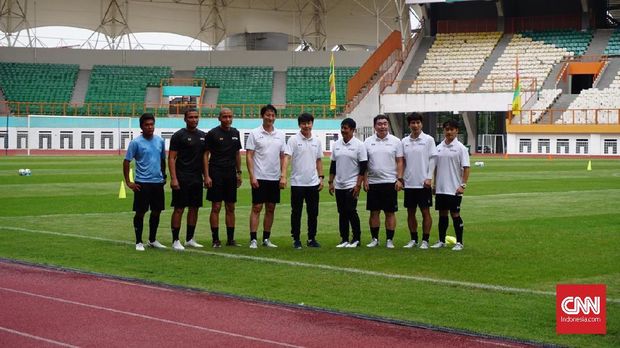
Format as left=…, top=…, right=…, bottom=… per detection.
left=366, top=183, right=398, bottom=212
left=171, top=181, right=203, bottom=208
left=251, top=180, right=280, bottom=204
left=133, top=182, right=165, bottom=213
left=404, top=188, right=432, bottom=209
left=435, top=194, right=462, bottom=213
left=206, top=167, right=237, bottom=203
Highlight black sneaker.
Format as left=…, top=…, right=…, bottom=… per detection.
left=226, top=240, right=241, bottom=247
left=307, top=239, right=321, bottom=248
left=212, top=240, right=222, bottom=248
left=293, top=240, right=302, bottom=249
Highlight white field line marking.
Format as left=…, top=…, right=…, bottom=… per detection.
left=0, top=326, right=80, bottom=348
left=3, top=226, right=620, bottom=304
left=0, top=287, right=303, bottom=348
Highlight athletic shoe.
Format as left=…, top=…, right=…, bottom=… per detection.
left=336, top=241, right=349, bottom=248
left=262, top=239, right=278, bottom=248
left=403, top=240, right=418, bottom=248
left=249, top=239, right=258, bottom=249
left=135, top=243, right=145, bottom=251
left=185, top=239, right=204, bottom=248
left=212, top=240, right=222, bottom=248
left=366, top=238, right=379, bottom=248
left=147, top=240, right=167, bottom=249
left=346, top=240, right=360, bottom=248
left=419, top=240, right=429, bottom=250
left=226, top=240, right=241, bottom=247
left=452, top=242, right=464, bottom=251
left=307, top=240, right=321, bottom=248
left=386, top=239, right=395, bottom=249
left=172, top=240, right=185, bottom=251
left=430, top=241, right=445, bottom=249
left=293, top=240, right=302, bottom=249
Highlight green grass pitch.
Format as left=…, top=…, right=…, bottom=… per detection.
left=0, top=155, right=618, bottom=347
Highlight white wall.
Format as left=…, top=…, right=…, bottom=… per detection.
left=380, top=92, right=514, bottom=113
left=507, top=133, right=620, bottom=156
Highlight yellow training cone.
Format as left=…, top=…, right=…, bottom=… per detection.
left=129, top=168, right=134, bottom=183
left=119, top=180, right=127, bottom=199
left=587, top=160, right=592, bottom=171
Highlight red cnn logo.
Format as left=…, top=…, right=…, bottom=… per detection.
left=556, top=284, right=606, bottom=334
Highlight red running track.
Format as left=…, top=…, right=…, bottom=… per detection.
left=0, top=261, right=536, bottom=347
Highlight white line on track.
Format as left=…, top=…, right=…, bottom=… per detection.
left=0, top=286, right=304, bottom=348
left=0, top=326, right=80, bottom=348
left=2, top=226, right=619, bottom=304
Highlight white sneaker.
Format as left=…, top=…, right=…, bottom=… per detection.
left=419, top=240, right=429, bottom=250
left=172, top=240, right=185, bottom=251
left=366, top=238, right=379, bottom=248
left=452, top=242, right=464, bottom=251
left=262, top=239, right=278, bottom=248
left=386, top=239, right=395, bottom=249
left=185, top=239, right=204, bottom=248
left=403, top=240, right=417, bottom=248
left=336, top=241, right=349, bottom=248
left=249, top=239, right=258, bottom=249
left=147, top=240, right=167, bottom=249
left=430, top=241, right=445, bottom=249
left=346, top=240, right=360, bottom=248
left=135, top=243, right=145, bottom=251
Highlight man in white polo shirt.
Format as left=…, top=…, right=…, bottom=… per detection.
left=426, top=119, right=470, bottom=251
left=363, top=114, right=404, bottom=248
left=402, top=112, right=436, bottom=250
left=328, top=118, right=368, bottom=248
left=284, top=113, right=324, bottom=249
left=245, top=104, right=287, bottom=249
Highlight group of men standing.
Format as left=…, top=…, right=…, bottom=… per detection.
left=123, top=105, right=470, bottom=253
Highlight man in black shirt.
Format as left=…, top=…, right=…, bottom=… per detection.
left=168, top=109, right=206, bottom=251
left=203, top=108, right=243, bottom=247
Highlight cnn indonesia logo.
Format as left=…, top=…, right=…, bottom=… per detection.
left=556, top=284, right=606, bottom=334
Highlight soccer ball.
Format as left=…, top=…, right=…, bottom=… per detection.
left=18, top=169, right=25, bottom=176
left=24, top=168, right=32, bottom=176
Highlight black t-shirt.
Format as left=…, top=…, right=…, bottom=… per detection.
left=169, top=128, right=206, bottom=184
left=205, top=126, right=242, bottom=169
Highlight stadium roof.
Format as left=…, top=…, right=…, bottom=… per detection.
left=0, top=0, right=412, bottom=50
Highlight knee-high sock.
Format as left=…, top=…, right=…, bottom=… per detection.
left=452, top=216, right=463, bottom=244
left=148, top=214, right=160, bottom=243
left=133, top=216, right=143, bottom=244
left=438, top=216, right=449, bottom=243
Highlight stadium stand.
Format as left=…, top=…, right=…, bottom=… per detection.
left=194, top=66, right=273, bottom=116
left=0, top=62, right=78, bottom=114
left=408, top=32, right=502, bottom=93
left=284, top=66, right=357, bottom=116
left=604, top=28, right=620, bottom=56
left=480, top=33, right=571, bottom=92
left=557, top=70, right=620, bottom=124
left=519, top=88, right=562, bottom=124
left=84, top=65, right=171, bottom=116
left=521, top=29, right=593, bottom=56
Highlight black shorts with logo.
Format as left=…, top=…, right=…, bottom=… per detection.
left=366, top=183, right=398, bottom=212
left=404, top=188, right=433, bottom=209
left=435, top=194, right=462, bottom=213
left=206, top=166, right=237, bottom=203
left=251, top=180, right=281, bottom=204
left=133, top=182, right=165, bottom=212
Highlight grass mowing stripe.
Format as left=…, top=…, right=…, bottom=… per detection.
left=4, top=225, right=619, bottom=304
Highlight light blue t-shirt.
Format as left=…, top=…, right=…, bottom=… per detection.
left=125, top=135, right=166, bottom=183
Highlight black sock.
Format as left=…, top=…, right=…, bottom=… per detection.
left=410, top=231, right=418, bottom=242
left=211, top=227, right=220, bottom=241
left=133, top=216, right=143, bottom=244
left=171, top=227, right=180, bottom=242
left=186, top=225, right=196, bottom=242
left=422, top=233, right=430, bottom=242
left=370, top=227, right=379, bottom=239
left=250, top=231, right=257, bottom=241
left=148, top=214, right=159, bottom=243
left=438, top=216, right=449, bottom=243
left=262, top=231, right=271, bottom=241
left=386, top=229, right=395, bottom=240
left=226, top=227, right=235, bottom=241
left=453, top=216, right=464, bottom=244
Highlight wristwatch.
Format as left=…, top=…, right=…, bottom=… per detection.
left=460, top=183, right=467, bottom=188
left=236, top=170, right=242, bottom=175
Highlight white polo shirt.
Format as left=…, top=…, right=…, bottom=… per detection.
left=246, top=126, right=287, bottom=181
left=285, top=131, right=323, bottom=186
left=433, top=138, right=470, bottom=196
left=364, top=133, right=403, bottom=184
left=330, top=136, right=367, bottom=190
left=402, top=131, right=436, bottom=188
